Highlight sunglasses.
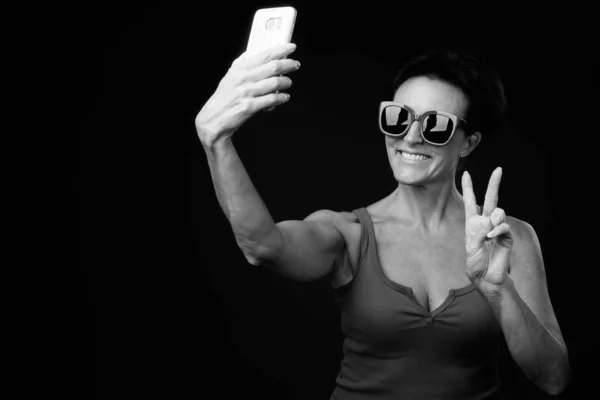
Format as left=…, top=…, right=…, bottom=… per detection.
left=378, top=101, right=469, bottom=146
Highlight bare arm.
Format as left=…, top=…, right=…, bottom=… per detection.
left=461, top=171, right=570, bottom=395
left=201, top=136, right=282, bottom=262
left=196, top=43, right=347, bottom=281
left=489, top=219, right=570, bottom=395
left=202, top=136, right=347, bottom=283
left=195, top=43, right=299, bottom=261
left=256, top=210, right=348, bottom=282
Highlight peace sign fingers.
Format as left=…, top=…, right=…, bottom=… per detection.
left=461, top=171, right=479, bottom=219
left=482, top=167, right=503, bottom=217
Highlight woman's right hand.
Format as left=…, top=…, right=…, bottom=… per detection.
left=195, top=43, right=300, bottom=147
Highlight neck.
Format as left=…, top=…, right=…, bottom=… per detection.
left=386, top=173, right=464, bottom=233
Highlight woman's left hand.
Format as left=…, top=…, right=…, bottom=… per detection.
left=461, top=167, right=513, bottom=296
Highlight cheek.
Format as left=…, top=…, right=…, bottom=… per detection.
left=384, top=136, right=397, bottom=148
left=435, top=145, right=461, bottom=165
left=385, top=139, right=400, bottom=156
left=443, top=136, right=467, bottom=160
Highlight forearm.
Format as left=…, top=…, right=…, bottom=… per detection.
left=485, top=277, right=570, bottom=395
left=201, top=136, right=279, bottom=258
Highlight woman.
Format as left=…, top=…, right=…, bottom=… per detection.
left=195, top=43, right=571, bottom=399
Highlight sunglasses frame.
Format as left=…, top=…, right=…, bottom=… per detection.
left=378, top=101, right=469, bottom=146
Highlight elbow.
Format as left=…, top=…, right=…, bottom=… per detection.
left=241, top=248, right=272, bottom=267
left=543, top=383, right=563, bottom=397
left=241, top=247, right=278, bottom=269
left=236, top=229, right=283, bottom=267
left=538, top=360, right=571, bottom=396
left=244, top=253, right=262, bottom=266
left=543, top=380, right=567, bottom=396
left=237, top=241, right=272, bottom=267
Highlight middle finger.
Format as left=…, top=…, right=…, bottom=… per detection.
left=247, top=58, right=301, bottom=82
left=482, top=167, right=502, bottom=217
left=247, top=75, right=293, bottom=97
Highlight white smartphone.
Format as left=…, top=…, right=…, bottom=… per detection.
left=246, top=7, right=297, bottom=110
left=246, top=6, right=297, bottom=57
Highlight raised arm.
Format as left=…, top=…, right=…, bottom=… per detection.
left=254, top=210, right=349, bottom=282
left=201, top=134, right=347, bottom=281
left=196, top=44, right=349, bottom=282
left=195, top=43, right=298, bottom=260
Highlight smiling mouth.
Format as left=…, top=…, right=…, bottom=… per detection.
left=398, top=150, right=431, bottom=161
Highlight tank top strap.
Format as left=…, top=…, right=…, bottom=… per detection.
left=332, top=207, right=376, bottom=289
left=351, top=207, right=375, bottom=274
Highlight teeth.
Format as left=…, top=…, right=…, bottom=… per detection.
left=400, top=151, right=429, bottom=161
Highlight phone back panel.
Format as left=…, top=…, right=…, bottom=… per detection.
left=246, top=7, right=296, bottom=56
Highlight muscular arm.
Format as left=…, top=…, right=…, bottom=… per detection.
left=486, top=218, right=570, bottom=395
left=201, top=137, right=280, bottom=262
left=201, top=136, right=347, bottom=282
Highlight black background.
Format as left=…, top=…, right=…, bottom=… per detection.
left=79, top=1, right=596, bottom=399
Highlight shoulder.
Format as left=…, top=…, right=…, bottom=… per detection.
left=310, top=210, right=360, bottom=290
left=506, top=215, right=539, bottom=244
left=304, top=209, right=359, bottom=227
left=339, top=210, right=360, bottom=223
left=304, top=208, right=361, bottom=261
left=506, top=215, right=543, bottom=266
left=302, top=209, right=360, bottom=251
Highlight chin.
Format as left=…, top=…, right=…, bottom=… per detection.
left=389, top=155, right=430, bottom=185
left=393, top=169, right=430, bottom=186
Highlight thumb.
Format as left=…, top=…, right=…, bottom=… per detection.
left=487, top=222, right=513, bottom=249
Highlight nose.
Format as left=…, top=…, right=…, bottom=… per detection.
left=403, top=120, right=423, bottom=145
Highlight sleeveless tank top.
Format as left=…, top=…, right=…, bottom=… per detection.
left=330, top=207, right=504, bottom=400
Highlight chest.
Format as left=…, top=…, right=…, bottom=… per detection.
left=347, top=219, right=472, bottom=314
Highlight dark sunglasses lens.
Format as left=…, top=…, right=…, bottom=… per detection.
left=422, top=114, right=454, bottom=144
left=381, top=106, right=410, bottom=135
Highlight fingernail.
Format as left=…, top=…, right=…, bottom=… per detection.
left=288, top=43, right=297, bottom=49
left=296, top=61, right=301, bottom=69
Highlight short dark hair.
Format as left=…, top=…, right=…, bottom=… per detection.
left=391, top=46, right=507, bottom=137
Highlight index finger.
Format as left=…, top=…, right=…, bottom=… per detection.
left=232, top=43, right=297, bottom=70
left=461, top=171, right=478, bottom=219
left=482, top=167, right=502, bottom=217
